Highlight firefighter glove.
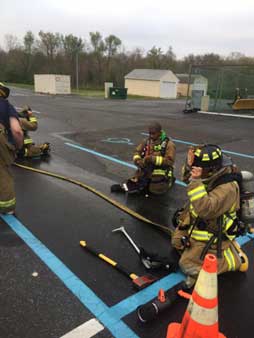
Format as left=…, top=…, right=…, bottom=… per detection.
left=135, top=159, right=145, bottom=168
left=144, top=155, right=153, bottom=165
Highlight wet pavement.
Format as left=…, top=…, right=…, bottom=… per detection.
left=0, top=87, right=253, bottom=338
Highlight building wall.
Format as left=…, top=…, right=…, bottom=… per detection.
left=34, top=75, right=55, bottom=94
left=161, top=72, right=179, bottom=84
left=160, top=81, right=178, bottom=98
left=34, top=74, right=71, bottom=94
left=192, top=80, right=207, bottom=95
left=55, top=75, right=71, bottom=94
left=125, top=79, right=160, bottom=97
left=177, top=83, right=193, bottom=97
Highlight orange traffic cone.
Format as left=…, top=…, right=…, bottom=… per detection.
left=166, top=254, right=226, bottom=338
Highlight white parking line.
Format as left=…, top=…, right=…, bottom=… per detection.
left=60, top=318, right=104, bottom=338
left=198, top=110, right=254, bottom=119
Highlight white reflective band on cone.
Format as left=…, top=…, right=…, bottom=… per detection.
left=187, top=300, right=218, bottom=326
left=194, top=270, right=217, bottom=300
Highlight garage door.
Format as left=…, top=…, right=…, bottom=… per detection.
left=160, top=81, right=176, bottom=98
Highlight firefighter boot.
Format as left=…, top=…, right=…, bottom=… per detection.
left=233, top=240, right=249, bottom=272
left=111, top=184, right=126, bottom=193
left=40, top=143, right=50, bottom=156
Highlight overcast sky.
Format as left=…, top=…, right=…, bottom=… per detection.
left=1, top=0, right=254, bottom=58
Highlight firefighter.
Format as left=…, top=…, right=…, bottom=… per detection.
left=17, top=105, right=50, bottom=158
left=0, top=82, right=23, bottom=214
left=111, top=122, right=176, bottom=194
left=172, top=144, right=248, bottom=288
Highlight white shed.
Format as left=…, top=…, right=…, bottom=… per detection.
left=34, top=74, right=71, bottom=95
left=124, top=69, right=179, bottom=99
left=176, top=74, right=208, bottom=97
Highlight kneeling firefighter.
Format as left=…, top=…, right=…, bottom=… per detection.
left=17, top=105, right=50, bottom=158
left=111, top=122, right=176, bottom=194
left=172, top=144, right=250, bottom=288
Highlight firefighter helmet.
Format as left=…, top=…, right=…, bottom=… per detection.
left=192, top=144, right=222, bottom=169
left=0, top=82, right=10, bottom=98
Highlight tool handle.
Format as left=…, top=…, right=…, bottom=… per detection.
left=121, top=229, right=141, bottom=255
left=80, top=241, right=137, bottom=280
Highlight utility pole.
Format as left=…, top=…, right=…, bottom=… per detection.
left=76, top=51, right=79, bottom=91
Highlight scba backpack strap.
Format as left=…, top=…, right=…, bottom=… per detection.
left=212, top=172, right=254, bottom=237
left=141, top=136, right=170, bottom=158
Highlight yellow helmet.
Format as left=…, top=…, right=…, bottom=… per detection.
left=193, top=144, right=222, bottom=169
left=0, top=82, right=10, bottom=98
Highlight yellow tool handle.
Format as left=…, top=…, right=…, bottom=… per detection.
left=80, top=240, right=137, bottom=279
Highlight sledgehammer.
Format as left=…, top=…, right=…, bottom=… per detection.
left=80, top=240, right=158, bottom=290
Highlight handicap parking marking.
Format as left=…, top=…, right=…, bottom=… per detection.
left=2, top=152, right=254, bottom=337
left=102, top=137, right=134, bottom=145
left=65, top=142, right=186, bottom=187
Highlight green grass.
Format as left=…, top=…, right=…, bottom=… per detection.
left=6, top=82, right=34, bottom=90
left=6, top=82, right=180, bottom=100
left=72, top=88, right=104, bottom=97
left=127, top=94, right=159, bottom=100
left=72, top=89, right=159, bottom=99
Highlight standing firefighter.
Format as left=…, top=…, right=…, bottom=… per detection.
left=0, top=83, right=23, bottom=214
left=111, top=122, right=176, bottom=194
left=17, top=105, right=50, bottom=158
left=172, top=144, right=249, bottom=288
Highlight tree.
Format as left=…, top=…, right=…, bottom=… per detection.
left=146, top=46, right=163, bottom=68
left=89, top=31, right=105, bottom=54
left=227, top=52, right=246, bottom=61
left=38, top=31, right=61, bottom=71
left=105, top=35, right=121, bottom=58
left=201, top=53, right=222, bottom=65
left=22, top=31, right=36, bottom=82
left=62, top=34, right=84, bottom=59
left=104, top=34, right=121, bottom=79
left=89, top=31, right=106, bottom=84
left=5, top=34, right=20, bottom=51
left=62, top=34, right=84, bottom=86
left=24, top=31, right=35, bottom=54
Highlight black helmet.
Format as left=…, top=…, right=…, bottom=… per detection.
left=0, top=82, right=10, bottom=98
left=192, top=144, right=222, bottom=169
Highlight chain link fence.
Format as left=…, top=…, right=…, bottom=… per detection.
left=185, top=65, right=254, bottom=113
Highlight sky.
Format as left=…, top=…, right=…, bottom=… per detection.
left=1, top=0, right=254, bottom=58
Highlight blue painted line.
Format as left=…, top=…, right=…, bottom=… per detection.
left=5, top=140, right=254, bottom=331
left=65, top=142, right=254, bottom=317
left=108, top=233, right=254, bottom=320
left=1, top=215, right=138, bottom=338
left=2, top=214, right=253, bottom=324
left=65, top=142, right=136, bottom=169
left=171, top=140, right=254, bottom=159
left=65, top=142, right=186, bottom=187
left=141, top=133, right=196, bottom=147
left=141, top=133, right=254, bottom=159
left=109, top=272, right=185, bottom=319
left=236, top=233, right=254, bottom=246
left=219, top=149, right=254, bottom=159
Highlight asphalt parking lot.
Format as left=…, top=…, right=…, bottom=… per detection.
left=0, top=87, right=253, bottom=338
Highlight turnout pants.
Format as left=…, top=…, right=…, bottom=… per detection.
left=0, top=133, right=16, bottom=213
left=172, top=228, right=242, bottom=287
